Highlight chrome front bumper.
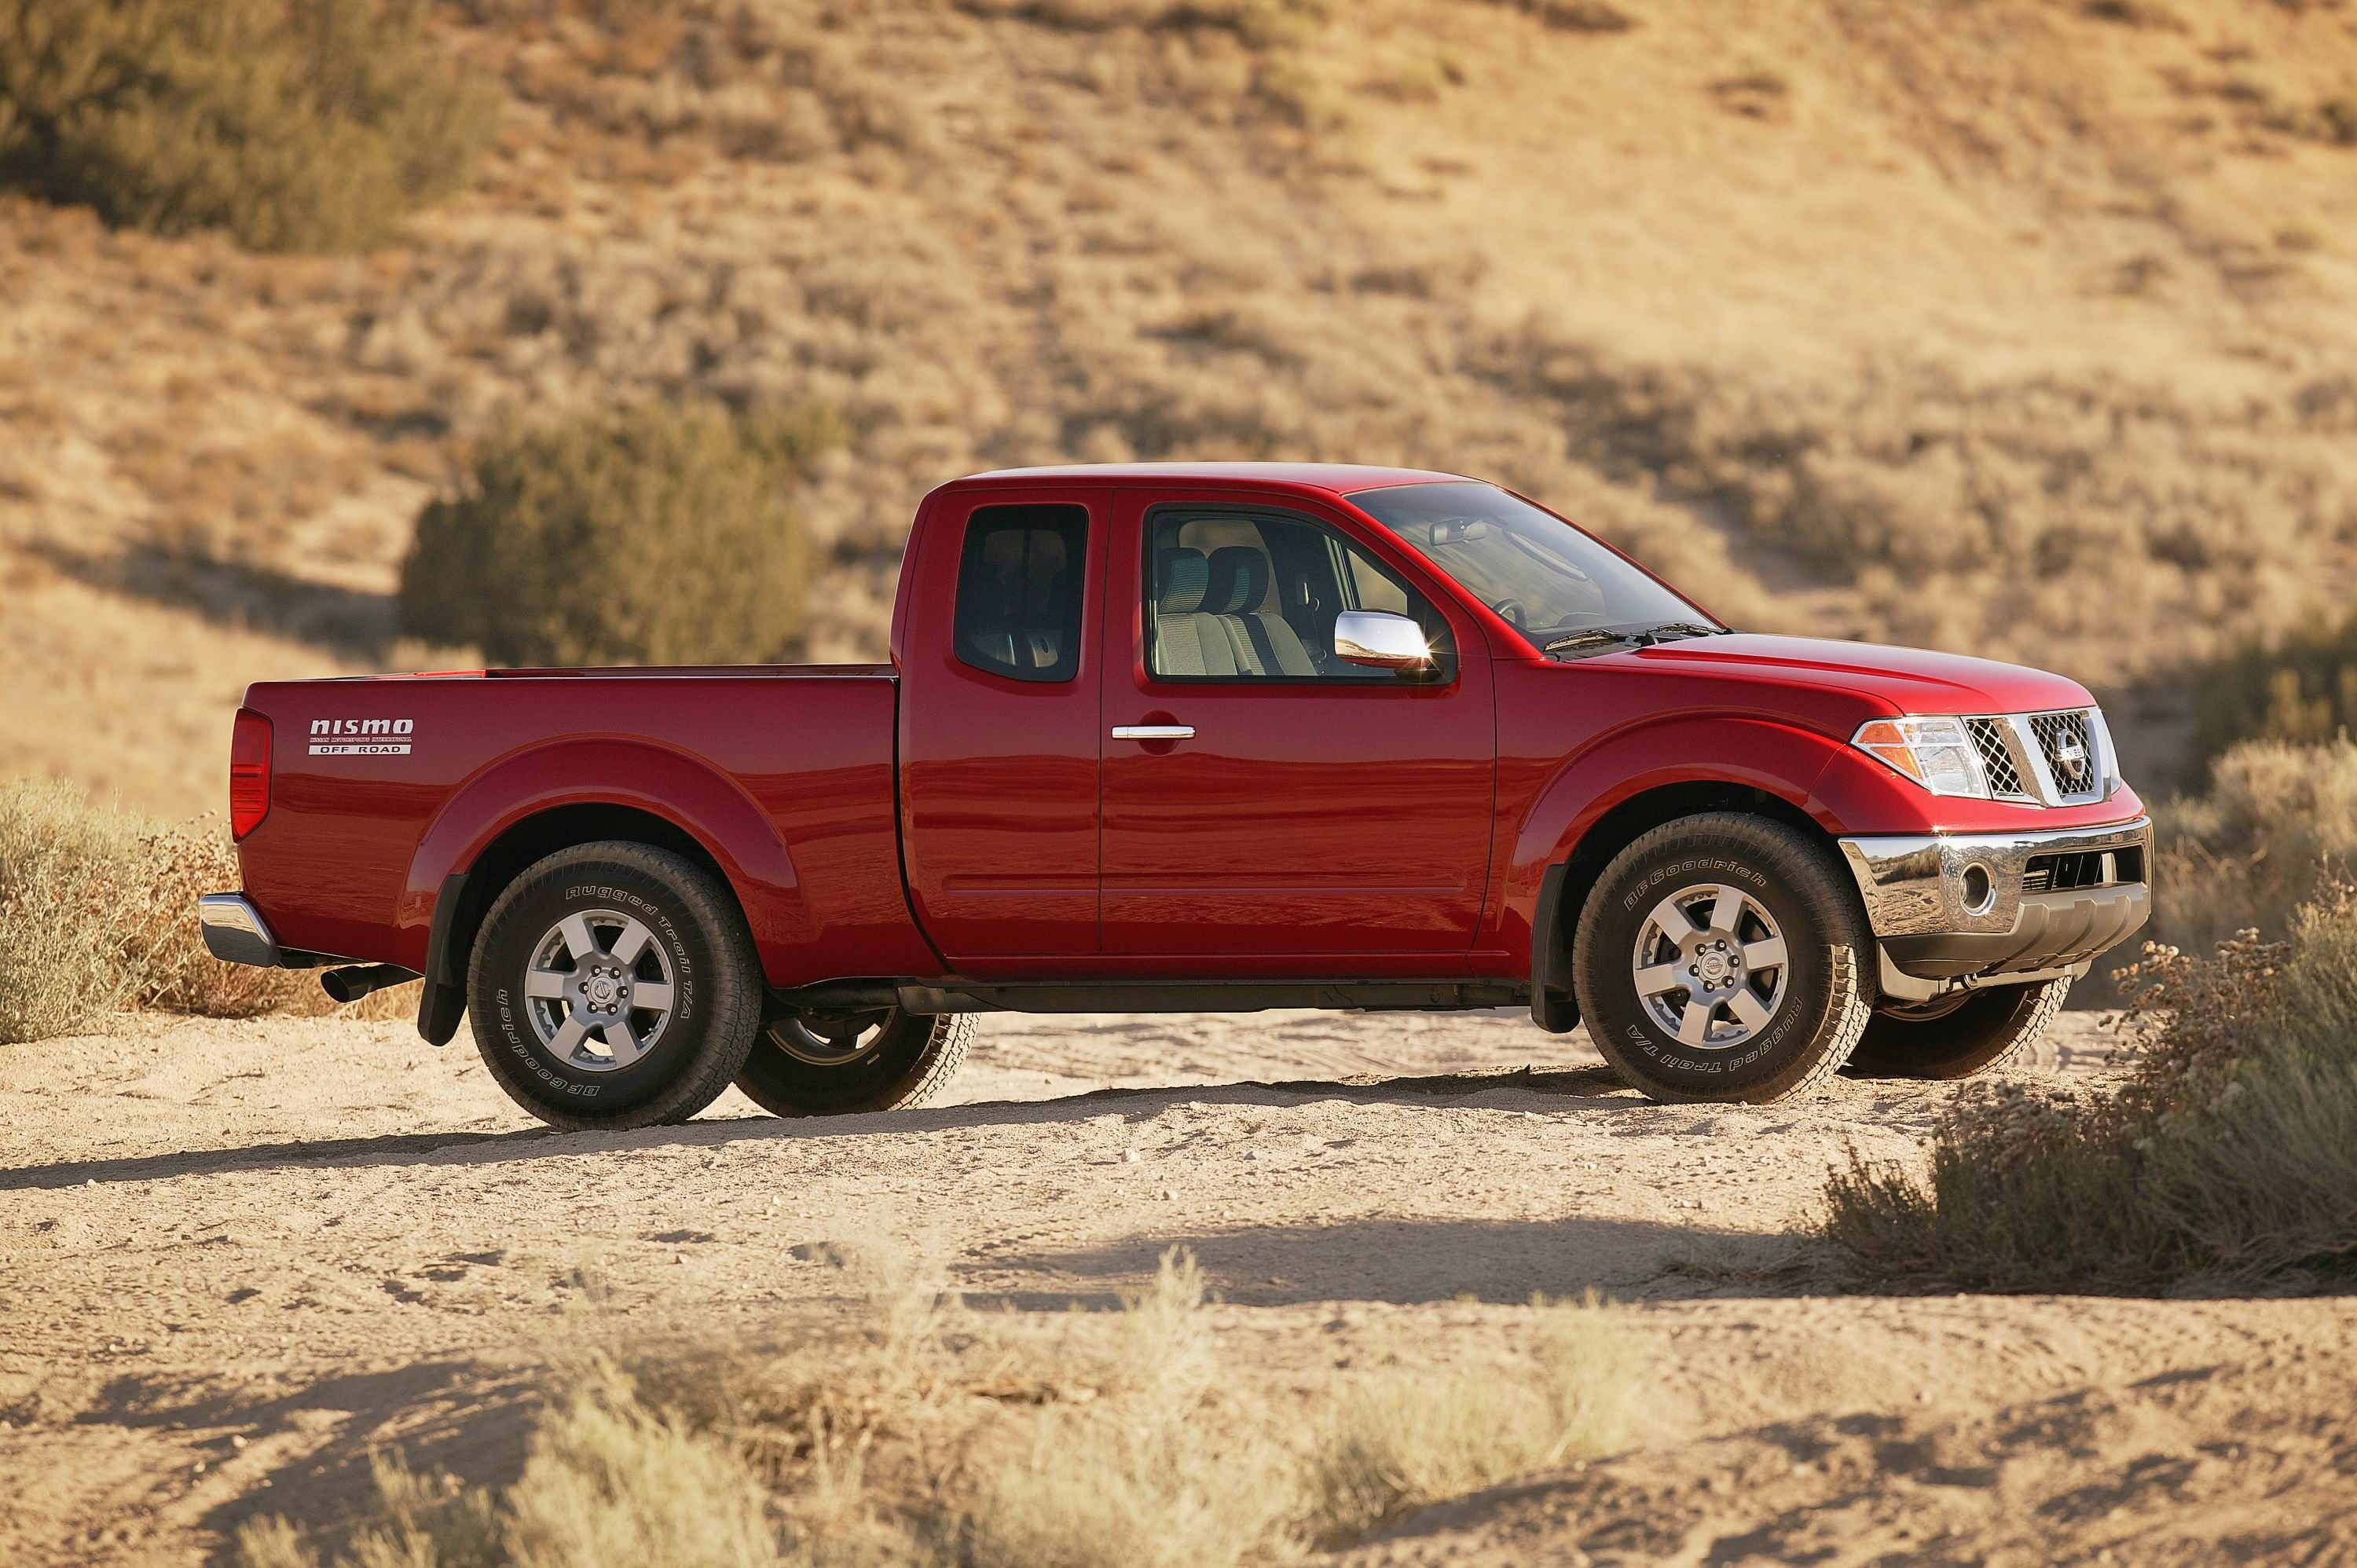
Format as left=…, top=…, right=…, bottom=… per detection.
left=197, top=893, right=284, bottom=969
left=1837, top=816, right=2153, bottom=987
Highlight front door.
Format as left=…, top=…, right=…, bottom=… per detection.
left=1098, top=489, right=1498, bottom=959
left=898, top=488, right=1105, bottom=960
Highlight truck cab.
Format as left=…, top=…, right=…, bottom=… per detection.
left=202, top=463, right=2150, bottom=1128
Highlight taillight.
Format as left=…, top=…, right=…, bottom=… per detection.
left=229, top=709, right=272, bottom=839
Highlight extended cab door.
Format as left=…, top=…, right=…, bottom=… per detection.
left=1097, top=489, right=1498, bottom=958
left=898, top=487, right=1105, bottom=959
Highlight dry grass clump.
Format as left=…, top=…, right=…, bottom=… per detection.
left=2148, top=738, right=2357, bottom=959
left=1825, top=879, right=2357, bottom=1291
left=236, top=1247, right=1644, bottom=1567
left=400, top=401, right=841, bottom=667
left=1303, top=1290, right=1638, bottom=1543
left=0, top=0, right=497, bottom=251
left=0, top=780, right=412, bottom=1042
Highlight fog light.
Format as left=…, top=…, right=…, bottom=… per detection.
left=1960, top=863, right=1996, bottom=916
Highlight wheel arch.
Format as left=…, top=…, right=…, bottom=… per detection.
left=1509, top=717, right=1857, bottom=1030
left=403, top=740, right=805, bottom=1043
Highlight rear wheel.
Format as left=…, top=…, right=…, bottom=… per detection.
left=736, top=1007, right=973, bottom=1117
left=1845, top=976, right=2071, bottom=1079
left=1571, top=812, right=1875, bottom=1103
left=467, top=841, right=761, bottom=1130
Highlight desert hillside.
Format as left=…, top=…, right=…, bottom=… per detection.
left=5, top=0, right=2357, bottom=812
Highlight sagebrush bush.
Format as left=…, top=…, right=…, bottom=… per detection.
left=2191, top=613, right=2357, bottom=772
left=0, top=0, right=498, bottom=252
left=400, top=403, right=842, bottom=669
left=2149, top=738, right=2357, bottom=958
left=1825, top=879, right=2357, bottom=1291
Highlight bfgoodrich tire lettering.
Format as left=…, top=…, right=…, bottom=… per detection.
left=736, top=1009, right=973, bottom=1117
left=467, top=841, right=761, bottom=1130
left=1845, top=976, right=2071, bottom=1080
left=1571, top=812, right=1874, bottom=1103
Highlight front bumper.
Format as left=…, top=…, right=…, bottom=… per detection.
left=1837, top=816, right=2153, bottom=985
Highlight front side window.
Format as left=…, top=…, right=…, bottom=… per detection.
left=1350, top=481, right=1714, bottom=648
left=1144, top=509, right=1454, bottom=682
left=954, top=504, right=1087, bottom=683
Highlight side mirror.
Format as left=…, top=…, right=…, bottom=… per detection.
left=1333, top=609, right=1431, bottom=671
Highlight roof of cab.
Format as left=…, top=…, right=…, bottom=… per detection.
left=943, top=461, right=1471, bottom=494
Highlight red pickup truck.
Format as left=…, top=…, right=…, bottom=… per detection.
left=199, top=463, right=2150, bottom=1128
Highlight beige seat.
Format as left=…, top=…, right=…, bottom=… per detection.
left=1207, top=546, right=1316, bottom=677
left=1149, top=548, right=1244, bottom=677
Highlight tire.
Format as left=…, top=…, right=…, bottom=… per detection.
left=1844, top=976, right=2071, bottom=1080
left=467, top=841, right=762, bottom=1130
left=736, top=1007, right=973, bottom=1117
left=1571, top=811, right=1875, bottom=1103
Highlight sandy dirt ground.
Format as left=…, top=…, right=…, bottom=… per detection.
left=5, top=1006, right=2356, bottom=1565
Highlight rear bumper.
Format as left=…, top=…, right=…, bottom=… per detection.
left=1837, top=815, right=2153, bottom=985
left=196, top=893, right=284, bottom=969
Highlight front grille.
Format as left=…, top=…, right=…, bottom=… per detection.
left=2030, top=709, right=2102, bottom=800
left=1967, top=717, right=2030, bottom=799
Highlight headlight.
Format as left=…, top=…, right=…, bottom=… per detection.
left=1852, top=716, right=1990, bottom=798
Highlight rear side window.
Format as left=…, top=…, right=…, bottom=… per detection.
left=953, top=504, right=1089, bottom=683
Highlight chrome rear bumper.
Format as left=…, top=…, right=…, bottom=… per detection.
left=1837, top=816, right=2153, bottom=989
left=197, top=893, right=284, bottom=969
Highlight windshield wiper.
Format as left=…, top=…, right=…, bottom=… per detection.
left=1543, top=628, right=1642, bottom=654
left=1542, top=621, right=1725, bottom=657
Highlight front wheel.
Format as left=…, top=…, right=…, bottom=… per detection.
left=1844, top=976, right=2071, bottom=1080
left=736, top=1007, right=973, bottom=1117
left=1571, top=812, right=1875, bottom=1103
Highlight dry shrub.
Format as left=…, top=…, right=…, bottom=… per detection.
left=0, top=781, right=412, bottom=1042
left=1302, top=1290, right=1638, bottom=1544
left=2191, top=613, right=2357, bottom=771
left=0, top=0, right=497, bottom=252
left=400, top=402, right=841, bottom=668
left=0, top=782, right=304, bottom=1041
left=2150, top=738, right=2357, bottom=956
left=1824, top=878, right=2357, bottom=1291
left=239, top=1247, right=1645, bottom=1567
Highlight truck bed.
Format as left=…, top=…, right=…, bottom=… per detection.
left=236, top=666, right=940, bottom=989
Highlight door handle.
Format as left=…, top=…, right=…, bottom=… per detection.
left=1112, top=724, right=1194, bottom=741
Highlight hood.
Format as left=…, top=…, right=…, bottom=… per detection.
left=1607, top=634, right=2095, bottom=716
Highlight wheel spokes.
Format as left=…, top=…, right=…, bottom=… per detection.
left=1702, top=885, right=1743, bottom=935
left=600, top=1015, right=644, bottom=1068
left=629, top=980, right=674, bottom=1012
left=607, top=916, right=654, bottom=966
left=1633, top=963, right=1687, bottom=998
left=1676, top=997, right=1716, bottom=1046
left=1727, top=987, right=1772, bottom=1031
left=557, top=912, right=600, bottom=965
left=523, top=966, right=571, bottom=999
left=1742, top=935, right=1787, bottom=971
left=1645, top=894, right=1704, bottom=942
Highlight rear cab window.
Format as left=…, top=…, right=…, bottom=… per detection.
left=953, top=504, right=1089, bottom=683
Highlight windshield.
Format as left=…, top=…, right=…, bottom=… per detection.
left=1349, top=481, right=1714, bottom=650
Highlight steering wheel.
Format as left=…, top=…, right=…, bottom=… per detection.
left=1490, top=598, right=1530, bottom=632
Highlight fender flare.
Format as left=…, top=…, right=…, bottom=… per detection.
left=398, top=740, right=805, bottom=1041
left=1504, top=715, right=1851, bottom=1008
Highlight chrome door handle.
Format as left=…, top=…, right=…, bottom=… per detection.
left=1112, top=724, right=1193, bottom=741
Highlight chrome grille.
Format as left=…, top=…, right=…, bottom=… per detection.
left=2031, top=709, right=2102, bottom=802
left=1967, top=717, right=2030, bottom=800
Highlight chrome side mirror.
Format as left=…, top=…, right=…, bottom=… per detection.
left=1333, top=609, right=1431, bottom=671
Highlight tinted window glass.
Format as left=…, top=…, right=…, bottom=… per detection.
left=954, top=504, right=1087, bottom=683
left=1350, top=480, right=1710, bottom=646
left=1145, top=510, right=1453, bottom=682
